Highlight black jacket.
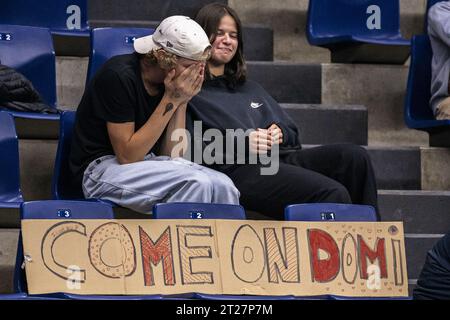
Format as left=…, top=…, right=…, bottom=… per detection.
left=0, top=64, right=58, bottom=113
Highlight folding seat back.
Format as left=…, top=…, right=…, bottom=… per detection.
left=86, top=27, right=154, bottom=83
left=52, top=111, right=84, bottom=199
left=153, top=203, right=299, bottom=300
left=14, top=200, right=114, bottom=294
left=284, top=203, right=377, bottom=222
left=0, top=0, right=88, bottom=36
left=0, top=112, right=23, bottom=204
left=19, top=199, right=114, bottom=220
left=0, top=293, right=61, bottom=300
left=307, top=0, right=403, bottom=46
left=404, top=35, right=450, bottom=129
left=0, top=25, right=57, bottom=107
left=14, top=200, right=166, bottom=300
left=152, top=202, right=246, bottom=220
left=0, top=293, right=28, bottom=300
left=284, top=203, right=412, bottom=300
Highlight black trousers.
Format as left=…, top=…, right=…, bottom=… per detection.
left=224, top=144, right=379, bottom=220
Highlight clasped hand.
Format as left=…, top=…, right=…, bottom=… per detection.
left=249, top=124, right=283, bottom=154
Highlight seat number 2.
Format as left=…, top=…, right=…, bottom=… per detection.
left=190, top=211, right=204, bottom=219
left=0, top=33, right=12, bottom=41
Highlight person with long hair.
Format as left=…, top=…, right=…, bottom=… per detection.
left=187, top=3, right=379, bottom=220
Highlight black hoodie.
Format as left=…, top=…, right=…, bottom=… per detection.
left=187, top=76, right=301, bottom=170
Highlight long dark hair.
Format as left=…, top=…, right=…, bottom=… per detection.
left=195, top=3, right=247, bottom=88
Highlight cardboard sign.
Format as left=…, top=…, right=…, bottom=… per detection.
left=21, top=219, right=408, bottom=297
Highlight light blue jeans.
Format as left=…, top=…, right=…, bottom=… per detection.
left=82, top=154, right=240, bottom=214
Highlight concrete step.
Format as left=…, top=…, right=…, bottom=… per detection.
left=229, top=0, right=329, bottom=63
left=5, top=142, right=448, bottom=216
left=89, top=0, right=279, bottom=60
left=12, top=103, right=368, bottom=146
left=229, top=0, right=426, bottom=63
left=330, top=43, right=411, bottom=65
left=379, top=190, right=450, bottom=234
left=405, top=235, right=442, bottom=282
left=54, top=56, right=432, bottom=148
left=89, top=0, right=228, bottom=22
left=56, top=58, right=324, bottom=108
left=247, top=61, right=322, bottom=104
left=56, top=57, right=88, bottom=109
left=0, top=229, right=18, bottom=294
left=89, top=19, right=274, bottom=62
left=301, top=145, right=421, bottom=191
left=62, top=0, right=239, bottom=56
left=4, top=189, right=449, bottom=231
left=366, top=146, right=421, bottom=190
left=86, top=0, right=427, bottom=64
left=243, top=25, right=273, bottom=61
left=0, top=143, right=431, bottom=228
left=322, top=63, right=429, bottom=147
left=13, top=144, right=450, bottom=206
left=83, top=0, right=429, bottom=147
left=19, top=140, right=58, bottom=203
left=282, top=104, right=368, bottom=145
left=301, top=144, right=423, bottom=189
left=421, top=147, right=450, bottom=191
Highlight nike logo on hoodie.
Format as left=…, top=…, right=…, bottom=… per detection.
left=250, top=102, right=263, bottom=109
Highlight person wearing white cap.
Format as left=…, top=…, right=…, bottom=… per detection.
left=69, top=15, right=240, bottom=214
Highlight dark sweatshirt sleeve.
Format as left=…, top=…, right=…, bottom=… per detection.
left=256, top=82, right=301, bottom=148
left=275, top=120, right=300, bottom=148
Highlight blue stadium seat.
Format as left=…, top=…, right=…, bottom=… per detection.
left=152, top=202, right=246, bottom=220
left=0, top=293, right=61, bottom=300
left=14, top=200, right=162, bottom=300
left=153, top=203, right=298, bottom=300
left=194, top=293, right=297, bottom=300
left=0, top=0, right=88, bottom=36
left=19, top=199, right=115, bottom=220
left=285, top=203, right=411, bottom=300
left=404, top=35, right=450, bottom=145
left=52, top=111, right=83, bottom=200
left=0, top=24, right=59, bottom=121
left=14, top=200, right=189, bottom=300
left=86, top=27, right=154, bottom=83
left=51, top=111, right=158, bottom=216
left=284, top=203, right=377, bottom=222
left=0, top=112, right=23, bottom=209
left=14, top=200, right=115, bottom=296
left=306, top=0, right=410, bottom=63
left=51, top=111, right=123, bottom=210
